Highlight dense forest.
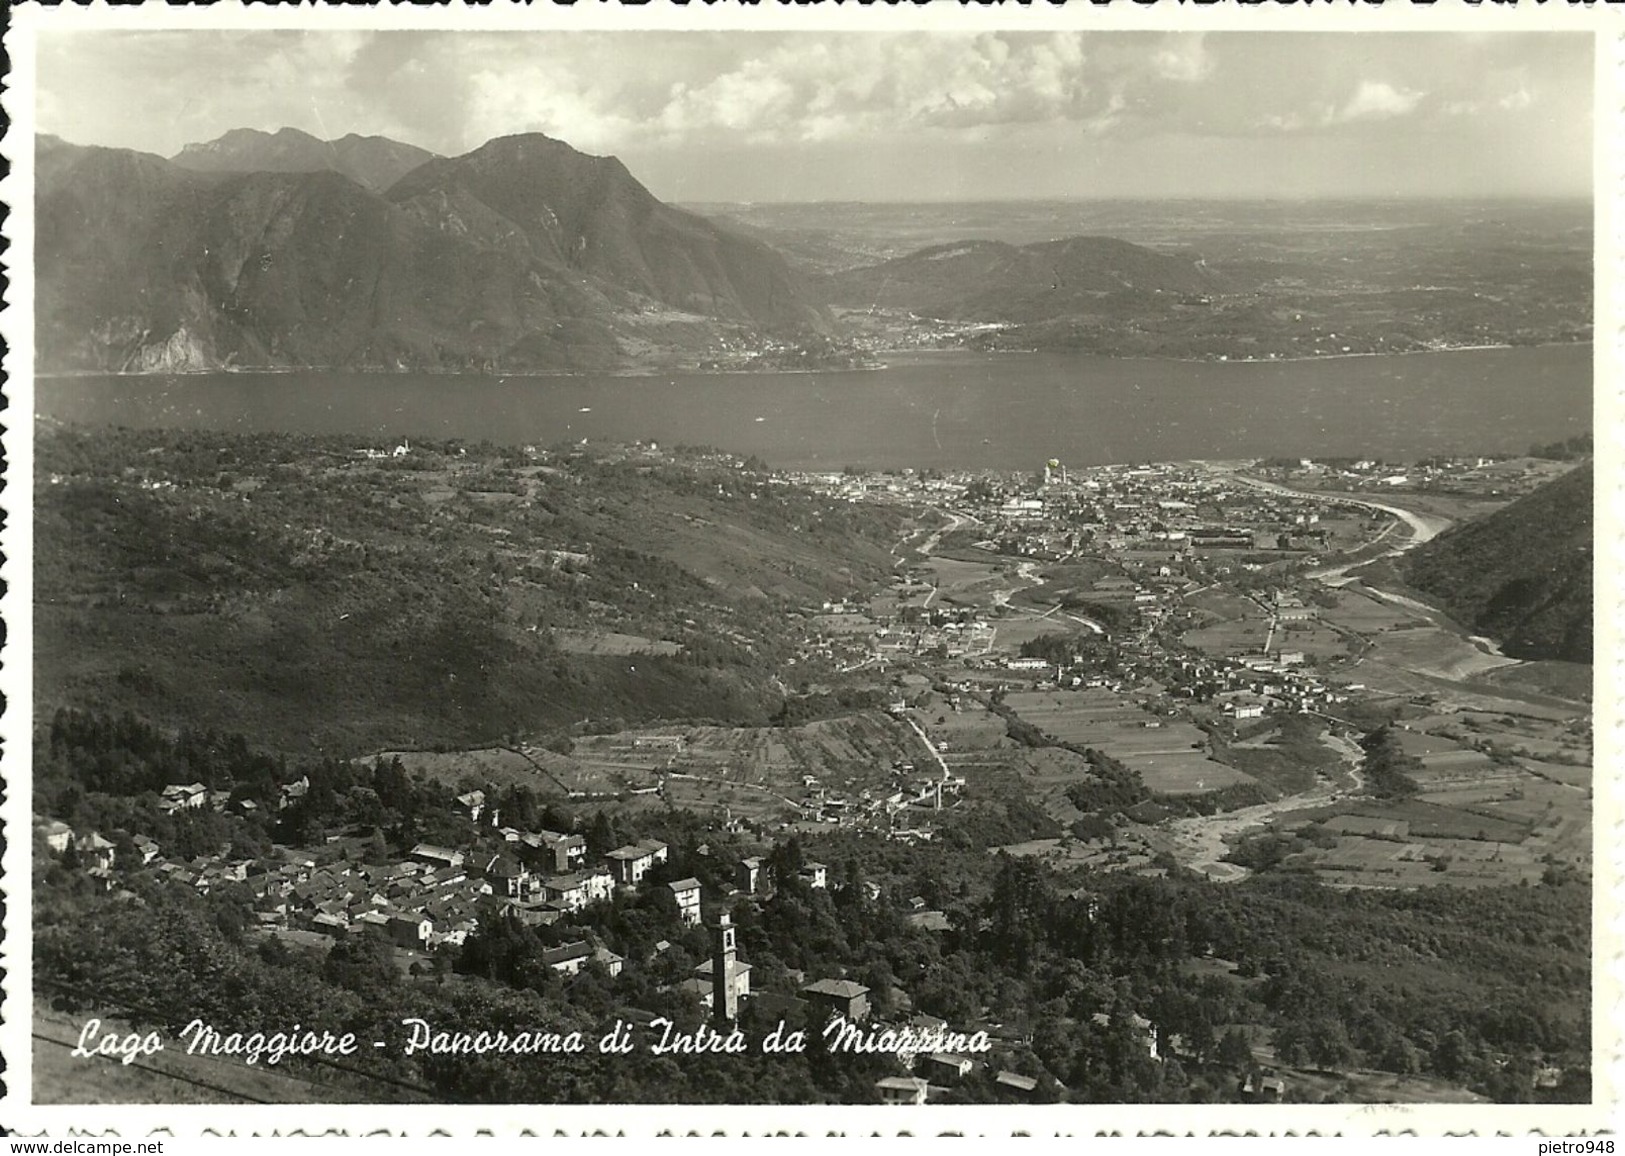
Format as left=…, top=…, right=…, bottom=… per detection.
left=1401, top=462, right=1592, bottom=662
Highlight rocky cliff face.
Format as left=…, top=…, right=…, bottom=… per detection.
left=37, top=132, right=826, bottom=374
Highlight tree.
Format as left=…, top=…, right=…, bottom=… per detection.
left=363, top=827, right=392, bottom=864
left=322, top=932, right=398, bottom=993
left=1379, top=1034, right=1421, bottom=1076
left=1302, top=1017, right=1357, bottom=1071
left=587, top=812, right=620, bottom=858
left=766, top=838, right=806, bottom=892
left=1433, top=1029, right=1474, bottom=1081
left=1273, top=1022, right=1310, bottom=1069
left=1218, top=1028, right=1254, bottom=1071
left=862, top=959, right=898, bottom=1018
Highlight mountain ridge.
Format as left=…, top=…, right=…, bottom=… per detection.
left=1400, top=463, right=1593, bottom=663
left=36, top=131, right=827, bottom=374
left=171, top=126, right=438, bottom=193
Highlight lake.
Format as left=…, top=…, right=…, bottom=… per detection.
left=33, top=344, right=1591, bottom=471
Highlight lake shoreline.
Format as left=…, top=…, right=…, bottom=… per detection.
left=33, top=339, right=1592, bottom=381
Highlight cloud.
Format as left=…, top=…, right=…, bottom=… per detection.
left=441, top=32, right=1236, bottom=154
left=33, top=30, right=1593, bottom=200
left=1498, top=81, right=1534, bottom=111
left=635, top=34, right=1103, bottom=144
left=1333, top=80, right=1423, bottom=123
left=1151, top=34, right=1213, bottom=84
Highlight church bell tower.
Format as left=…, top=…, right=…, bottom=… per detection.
left=711, top=914, right=739, bottom=1023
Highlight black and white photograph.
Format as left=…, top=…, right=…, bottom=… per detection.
left=5, top=10, right=1613, bottom=1134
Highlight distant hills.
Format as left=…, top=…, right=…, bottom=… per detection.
left=1401, top=463, right=1593, bottom=662
left=170, top=127, right=439, bottom=193
left=36, top=130, right=826, bottom=374
left=818, top=236, right=1222, bottom=322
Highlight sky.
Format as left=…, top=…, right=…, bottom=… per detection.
left=36, top=29, right=1594, bottom=202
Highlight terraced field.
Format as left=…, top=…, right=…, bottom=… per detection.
left=384, top=712, right=926, bottom=816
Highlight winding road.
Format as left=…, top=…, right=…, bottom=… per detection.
left=900, top=714, right=953, bottom=779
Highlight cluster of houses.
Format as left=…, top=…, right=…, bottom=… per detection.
left=807, top=587, right=1000, bottom=671
left=1162, top=631, right=1352, bottom=721
left=246, top=832, right=701, bottom=951
left=158, top=775, right=311, bottom=817
left=787, top=764, right=966, bottom=838
left=41, top=783, right=856, bottom=990
left=39, top=797, right=1258, bottom=1103
left=245, top=847, right=494, bottom=949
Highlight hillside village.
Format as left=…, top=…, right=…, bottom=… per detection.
left=38, top=772, right=1143, bottom=1104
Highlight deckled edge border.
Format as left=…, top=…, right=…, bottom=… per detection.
left=0, top=0, right=1618, bottom=1139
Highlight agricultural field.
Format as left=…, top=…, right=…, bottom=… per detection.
left=988, top=614, right=1081, bottom=653
left=1393, top=728, right=1473, bottom=758
left=810, top=612, right=875, bottom=637
left=1182, top=618, right=1272, bottom=657
left=1518, top=757, right=1591, bottom=790
left=1003, top=689, right=1253, bottom=794
left=1004, top=688, right=1157, bottom=741
left=1363, top=626, right=1520, bottom=681
left=1316, top=588, right=1423, bottom=633
left=1473, top=660, right=1593, bottom=704
left=920, top=555, right=1004, bottom=595
left=1307, top=513, right=1374, bottom=547
left=1338, top=798, right=1534, bottom=843
left=593, top=712, right=921, bottom=794
left=1270, top=622, right=1354, bottom=659
left=912, top=693, right=1011, bottom=751
left=1509, top=795, right=1591, bottom=871
left=1268, top=767, right=1587, bottom=889
left=1185, top=588, right=1266, bottom=620
left=1414, top=749, right=1500, bottom=778
left=659, top=773, right=801, bottom=825
left=372, top=746, right=568, bottom=791
left=1307, top=835, right=1544, bottom=890
left=1405, top=708, right=1589, bottom=763
left=1133, top=751, right=1255, bottom=795
left=945, top=744, right=1099, bottom=827
left=383, top=712, right=927, bottom=813
left=1213, top=720, right=1347, bottom=795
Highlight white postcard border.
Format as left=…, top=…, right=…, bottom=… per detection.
left=2, top=1, right=1619, bottom=1137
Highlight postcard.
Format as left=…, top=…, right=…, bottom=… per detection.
left=3, top=2, right=1616, bottom=1139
